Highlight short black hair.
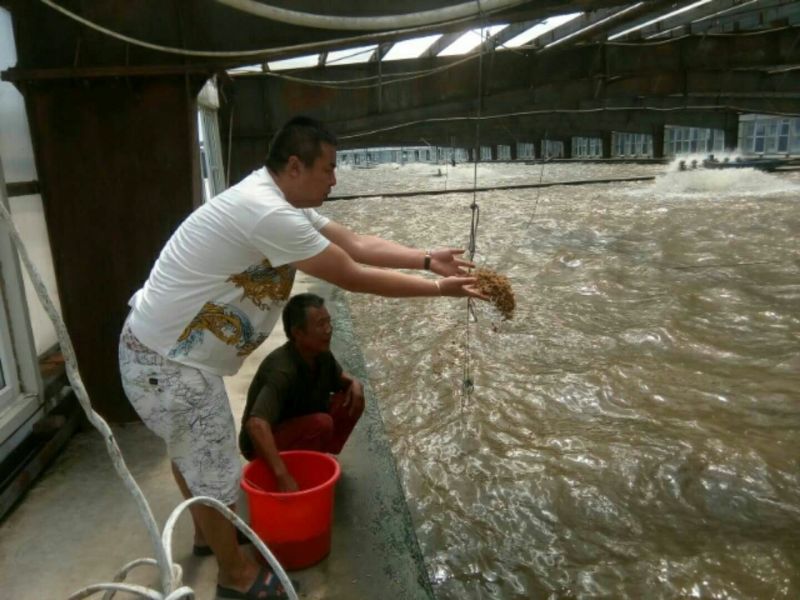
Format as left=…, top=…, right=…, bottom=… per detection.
left=283, top=293, right=326, bottom=340
left=266, top=116, right=337, bottom=172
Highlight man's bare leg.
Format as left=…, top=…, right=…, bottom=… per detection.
left=171, top=462, right=261, bottom=592
left=171, top=463, right=208, bottom=547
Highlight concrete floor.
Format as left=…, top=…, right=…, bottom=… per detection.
left=0, top=274, right=434, bottom=599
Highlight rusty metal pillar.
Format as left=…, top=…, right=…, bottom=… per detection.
left=562, top=137, right=573, bottom=159
left=651, top=125, right=665, bottom=158
left=19, top=75, right=206, bottom=421
left=601, top=131, right=613, bottom=158
left=723, top=114, right=740, bottom=151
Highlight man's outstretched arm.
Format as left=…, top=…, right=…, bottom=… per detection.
left=293, top=242, right=487, bottom=299
left=320, top=221, right=473, bottom=276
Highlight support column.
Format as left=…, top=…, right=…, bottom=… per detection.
left=510, top=143, right=518, bottom=161
left=601, top=131, right=613, bottom=158
left=723, top=113, right=739, bottom=151
left=22, top=75, right=205, bottom=421
left=490, top=145, right=499, bottom=161
left=651, top=125, right=665, bottom=158
left=562, top=137, right=573, bottom=159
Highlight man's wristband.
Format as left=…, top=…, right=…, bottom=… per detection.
left=423, top=250, right=432, bottom=270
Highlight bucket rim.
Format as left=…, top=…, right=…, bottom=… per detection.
left=241, top=450, right=341, bottom=498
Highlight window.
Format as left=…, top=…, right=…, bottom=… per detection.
left=778, top=120, right=790, bottom=153
left=197, top=79, right=226, bottom=202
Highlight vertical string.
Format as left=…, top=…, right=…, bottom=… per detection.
left=463, top=19, right=486, bottom=410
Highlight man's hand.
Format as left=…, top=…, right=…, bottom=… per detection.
left=429, top=248, right=474, bottom=276
left=438, top=276, right=489, bottom=300
left=276, top=471, right=299, bottom=493
left=342, top=378, right=365, bottom=417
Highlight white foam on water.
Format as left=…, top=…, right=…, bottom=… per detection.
left=636, top=154, right=800, bottom=199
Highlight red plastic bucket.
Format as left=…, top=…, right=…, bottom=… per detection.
left=241, top=451, right=341, bottom=570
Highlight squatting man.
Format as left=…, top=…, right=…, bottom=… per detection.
left=240, top=292, right=364, bottom=492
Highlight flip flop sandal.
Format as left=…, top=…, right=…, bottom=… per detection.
left=216, top=566, right=298, bottom=600
left=193, top=529, right=253, bottom=556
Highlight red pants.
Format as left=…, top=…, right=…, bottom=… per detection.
left=271, top=392, right=363, bottom=455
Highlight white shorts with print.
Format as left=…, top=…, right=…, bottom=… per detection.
left=118, top=321, right=241, bottom=505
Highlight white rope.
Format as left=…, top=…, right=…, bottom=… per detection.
left=0, top=200, right=296, bottom=598
left=212, top=0, right=528, bottom=30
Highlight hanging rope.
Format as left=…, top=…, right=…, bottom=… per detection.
left=462, top=13, right=490, bottom=405
left=522, top=131, right=550, bottom=230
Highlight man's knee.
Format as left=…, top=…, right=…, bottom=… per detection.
left=272, top=413, right=335, bottom=452
left=307, top=412, right=335, bottom=437
left=351, top=399, right=365, bottom=419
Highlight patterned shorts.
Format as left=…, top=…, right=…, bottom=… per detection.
left=118, top=321, right=241, bottom=505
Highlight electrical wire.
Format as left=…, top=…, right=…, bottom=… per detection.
left=338, top=103, right=800, bottom=140
left=38, top=0, right=478, bottom=59
left=255, top=50, right=482, bottom=89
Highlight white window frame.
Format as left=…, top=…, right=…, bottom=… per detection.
left=0, top=158, right=43, bottom=455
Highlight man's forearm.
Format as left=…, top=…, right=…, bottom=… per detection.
left=245, top=417, right=288, bottom=476
left=320, top=221, right=426, bottom=269
left=351, top=235, right=427, bottom=270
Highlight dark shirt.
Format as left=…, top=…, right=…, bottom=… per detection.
left=239, top=341, right=343, bottom=458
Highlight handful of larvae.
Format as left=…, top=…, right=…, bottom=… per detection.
left=474, top=268, right=515, bottom=320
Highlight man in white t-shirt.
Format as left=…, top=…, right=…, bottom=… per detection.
left=118, top=116, right=484, bottom=599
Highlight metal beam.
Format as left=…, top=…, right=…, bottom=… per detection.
left=644, top=0, right=800, bottom=40
left=544, top=1, right=678, bottom=48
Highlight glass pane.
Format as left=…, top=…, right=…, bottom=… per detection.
left=766, top=136, right=777, bottom=153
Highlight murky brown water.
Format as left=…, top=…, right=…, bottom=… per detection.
left=322, top=161, right=800, bottom=599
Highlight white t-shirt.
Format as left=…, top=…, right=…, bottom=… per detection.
left=127, top=168, right=330, bottom=375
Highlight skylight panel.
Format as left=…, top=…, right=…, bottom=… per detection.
left=608, top=0, right=712, bottom=40
left=267, top=53, right=320, bottom=71
left=227, top=63, right=263, bottom=75
left=501, top=13, right=582, bottom=48
left=383, top=34, right=443, bottom=61
left=325, top=44, right=378, bottom=66
left=438, top=24, right=508, bottom=56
